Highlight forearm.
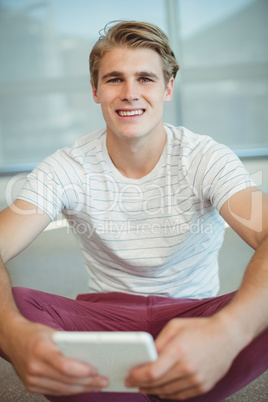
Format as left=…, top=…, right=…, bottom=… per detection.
left=217, top=235, right=268, bottom=347
left=0, top=202, right=52, bottom=355
left=0, top=255, right=29, bottom=354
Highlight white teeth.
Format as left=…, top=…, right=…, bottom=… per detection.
left=118, top=110, right=144, bottom=117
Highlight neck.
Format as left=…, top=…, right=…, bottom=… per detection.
left=106, top=125, right=167, bottom=179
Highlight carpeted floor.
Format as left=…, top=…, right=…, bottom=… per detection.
left=0, top=358, right=46, bottom=401
left=0, top=357, right=267, bottom=401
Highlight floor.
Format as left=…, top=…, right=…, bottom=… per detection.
left=0, top=225, right=267, bottom=401
left=0, top=357, right=267, bottom=402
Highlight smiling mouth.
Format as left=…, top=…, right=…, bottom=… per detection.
left=117, top=109, right=145, bottom=117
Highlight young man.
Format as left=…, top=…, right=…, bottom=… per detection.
left=0, top=21, right=267, bottom=402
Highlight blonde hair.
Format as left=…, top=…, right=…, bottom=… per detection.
left=89, top=20, right=179, bottom=89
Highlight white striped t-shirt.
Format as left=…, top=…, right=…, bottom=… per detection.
left=17, top=124, right=254, bottom=299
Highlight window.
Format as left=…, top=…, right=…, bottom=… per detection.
left=0, top=0, right=167, bottom=172
left=177, top=0, right=268, bottom=156
left=0, top=0, right=267, bottom=173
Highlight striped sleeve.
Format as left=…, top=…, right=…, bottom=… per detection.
left=17, top=148, right=84, bottom=220
left=181, top=133, right=256, bottom=211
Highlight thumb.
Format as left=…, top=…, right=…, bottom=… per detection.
left=148, top=335, right=182, bottom=379
left=155, top=318, right=187, bottom=353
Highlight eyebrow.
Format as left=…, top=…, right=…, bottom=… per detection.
left=100, top=71, right=160, bottom=82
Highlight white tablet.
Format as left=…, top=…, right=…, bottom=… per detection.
left=53, top=331, right=158, bottom=392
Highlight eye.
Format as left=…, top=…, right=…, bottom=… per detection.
left=107, top=78, right=121, bottom=83
left=140, top=77, right=152, bottom=83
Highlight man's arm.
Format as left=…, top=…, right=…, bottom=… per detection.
left=0, top=199, right=52, bottom=345
left=126, top=187, right=268, bottom=400
left=216, top=187, right=268, bottom=338
left=0, top=199, right=108, bottom=395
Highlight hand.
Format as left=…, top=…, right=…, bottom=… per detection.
left=5, top=321, right=109, bottom=395
left=126, top=316, right=242, bottom=400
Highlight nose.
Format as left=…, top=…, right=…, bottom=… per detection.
left=120, top=79, right=139, bottom=102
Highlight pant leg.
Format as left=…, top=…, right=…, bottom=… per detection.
left=148, top=292, right=237, bottom=339
left=11, top=287, right=149, bottom=332
left=45, top=392, right=151, bottom=402
left=3, top=288, right=268, bottom=401
left=148, top=292, right=268, bottom=401
left=0, top=287, right=67, bottom=362
left=1, top=287, right=151, bottom=402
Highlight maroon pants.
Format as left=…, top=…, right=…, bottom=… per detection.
left=2, top=287, right=268, bottom=402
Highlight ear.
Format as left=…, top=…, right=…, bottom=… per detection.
left=91, top=81, right=100, bottom=104
left=164, top=77, right=174, bottom=103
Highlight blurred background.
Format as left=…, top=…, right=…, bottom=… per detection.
left=0, top=0, right=267, bottom=173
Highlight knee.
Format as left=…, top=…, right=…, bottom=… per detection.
left=12, top=286, right=36, bottom=303
left=12, top=287, right=44, bottom=316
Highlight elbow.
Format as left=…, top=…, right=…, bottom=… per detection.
left=0, top=245, right=12, bottom=265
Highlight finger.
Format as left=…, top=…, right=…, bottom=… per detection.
left=144, top=337, right=182, bottom=379
left=137, top=360, right=191, bottom=393
left=138, top=366, right=189, bottom=390
left=139, top=376, right=203, bottom=400
left=155, top=318, right=187, bottom=353
left=28, top=332, right=97, bottom=379
left=52, top=354, right=98, bottom=378
left=138, top=364, right=211, bottom=400
left=127, top=338, right=181, bottom=387
left=25, top=376, right=107, bottom=396
left=158, top=385, right=207, bottom=401
left=47, top=339, right=97, bottom=378
left=29, top=357, right=108, bottom=387
left=154, top=324, right=178, bottom=353
left=24, top=359, right=109, bottom=396
left=24, top=350, right=109, bottom=390
left=139, top=376, right=192, bottom=397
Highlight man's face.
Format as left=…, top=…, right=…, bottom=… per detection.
left=92, top=47, right=174, bottom=143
